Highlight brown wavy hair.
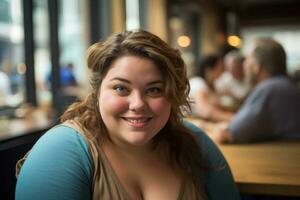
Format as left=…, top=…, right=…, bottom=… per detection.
left=61, top=30, right=206, bottom=196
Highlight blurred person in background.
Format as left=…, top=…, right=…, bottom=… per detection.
left=46, top=63, right=81, bottom=117
left=15, top=30, right=240, bottom=200
left=47, top=62, right=78, bottom=88
left=212, top=38, right=300, bottom=143
left=0, top=69, right=11, bottom=106
left=59, top=63, right=78, bottom=87
left=0, top=69, right=11, bottom=97
left=189, top=54, right=234, bottom=122
left=215, top=50, right=250, bottom=111
left=2, top=60, right=22, bottom=95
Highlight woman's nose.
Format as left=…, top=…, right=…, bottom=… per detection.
left=129, top=92, right=147, bottom=112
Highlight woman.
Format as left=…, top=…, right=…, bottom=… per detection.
left=189, top=55, right=234, bottom=122
left=15, top=30, right=240, bottom=199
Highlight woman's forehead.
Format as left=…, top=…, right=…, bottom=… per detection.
left=103, top=55, right=163, bottom=82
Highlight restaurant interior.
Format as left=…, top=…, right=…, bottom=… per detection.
left=1, top=0, right=300, bottom=199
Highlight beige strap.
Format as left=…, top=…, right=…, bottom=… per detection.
left=15, top=151, right=30, bottom=178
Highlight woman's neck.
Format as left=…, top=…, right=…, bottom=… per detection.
left=102, top=139, right=159, bottom=160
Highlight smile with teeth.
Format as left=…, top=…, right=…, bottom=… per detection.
left=122, top=117, right=151, bottom=127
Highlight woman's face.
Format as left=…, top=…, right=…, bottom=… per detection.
left=99, top=55, right=171, bottom=148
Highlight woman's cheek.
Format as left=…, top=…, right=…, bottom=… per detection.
left=150, top=98, right=171, bottom=114
left=100, top=93, right=128, bottom=113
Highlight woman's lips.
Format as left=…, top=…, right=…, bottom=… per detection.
left=122, top=117, right=152, bottom=128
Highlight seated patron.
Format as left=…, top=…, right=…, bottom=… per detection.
left=0, top=70, right=11, bottom=95
left=212, top=38, right=300, bottom=143
left=215, top=50, right=250, bottom=111
left=46, top=63, right=78, bottom=89
left=189, top=55, right=234, bottom=122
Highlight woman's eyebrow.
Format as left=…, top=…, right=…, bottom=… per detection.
left=110, top=77, right=164, bottom=85
left=147, top=80, right=164, bottom=86
left=109, top=77, right=131, bottom=84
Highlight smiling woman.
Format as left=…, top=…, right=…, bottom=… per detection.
left=99, top=55, right=171, bottom=147
left=15, top=30, right=240, bottom=200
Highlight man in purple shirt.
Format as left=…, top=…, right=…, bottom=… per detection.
left=213, top=38, right=300, bottom=143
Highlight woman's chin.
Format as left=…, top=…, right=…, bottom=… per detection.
left=125, top=136, right=153, bottom=147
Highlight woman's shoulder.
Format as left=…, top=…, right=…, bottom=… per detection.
left=183, top=120, right=241, bottom=199
left=183, top=120, right=229, bottom=167
left=24, top=124, right=93, bottom=169
left=35, top=124, right=90, bottom=152
left=19, top=125, right=93, bottom=181
left=183, top=120, right=209, bottom=145
left=183, top=120, right=222, bottom=164
left=15, top=124, right=94, bottom=199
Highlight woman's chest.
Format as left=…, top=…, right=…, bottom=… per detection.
left=105, top=151, right=183, bottom=200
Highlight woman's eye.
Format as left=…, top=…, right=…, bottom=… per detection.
left=146, top=87, right=163, bottom=96
left=114, top=86, right=129, bottom=95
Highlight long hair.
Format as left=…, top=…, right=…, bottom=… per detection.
left=61, top=30, right=206, bottom=194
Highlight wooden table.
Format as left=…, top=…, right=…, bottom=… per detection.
left=220, top=142, right=300, bottom=197
left=0, top=108, right=54, bottom=142
left=186, top=117, right=300, bottom=197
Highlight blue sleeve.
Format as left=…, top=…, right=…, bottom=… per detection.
left=184, top=121, right=241, bottom=200
left=15, top=126, right=93, bottom=200
left=229, top=85, right=272, bottom=143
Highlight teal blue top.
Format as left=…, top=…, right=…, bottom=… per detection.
left=15, top=121, right=240, bottom=199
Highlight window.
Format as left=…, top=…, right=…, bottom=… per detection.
left=33, top=0, right=51, bottom=106
left=59, top=0, right=89, bottom=89
left=241, top=25, right=300, bottom=75
left=0, top=0, right=25, bottom=107
left=125, top=0, right=140, bottom=30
